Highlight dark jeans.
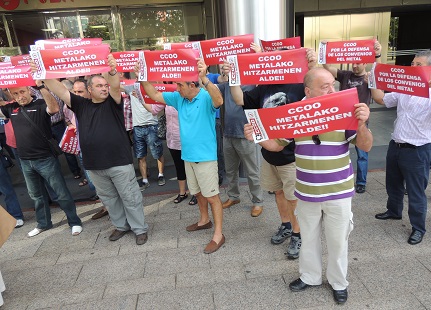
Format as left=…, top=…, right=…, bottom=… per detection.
left=51, top=121, right=81, bottom=176
left=355, top=146, right=368, bottom=186
left=216, top=119, right=225, bottom=182
left=0, top=162, right=23, bottom=220
left=385, top=140, right=431, bottom=234
left=21, top=156, right=81, bottom=229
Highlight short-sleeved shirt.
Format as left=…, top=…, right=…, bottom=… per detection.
left=1, top=98, right=53, bottom=160
left=162, top=88, right=217, bottom=162
left=69, top=92, right=132, bottom=170
left=337, top=70, right=371, bottom=105
left=242, top=83, right=305, bottom=166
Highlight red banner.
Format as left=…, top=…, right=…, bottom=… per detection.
left=259, top=37, right=301, bottom=52
left=0, top=65, right=35, bottom=88
left=318, top=39, right=375, bottom=64
left=10, top=54, right=31, bottom=66
left=369, top=63, right=431, bottom=98
left=30, top=44, right=111, bottom=79
left=245, top=88, right=359, bottom=142
left=35, top=38, right=103, bottom=50
left=136, top=49, right=199, bottom=82
left=228, top=49, right=308, bottom=86
left=197, top=34, right=254, bottom=65
left=140, top=83, right=177, bottom=104
left=112, top=51, right=140, bottom=72
left=164, top=41, right=200, bottom=51
left=60, top=126, right=79, bottom=155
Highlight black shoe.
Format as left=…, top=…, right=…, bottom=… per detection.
left=408, top=230, right=424, bottom=245
left=355, top=184, right=366, bottom=194
left=375, top=211, right=402, bottom=220
left=289, top=278, right=311, bottom=292
left=332, top=288, right=348, bottom=304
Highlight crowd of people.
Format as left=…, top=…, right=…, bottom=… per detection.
left=1, top=38, right=431, bottom=306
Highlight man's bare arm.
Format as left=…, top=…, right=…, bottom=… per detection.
left=244, top=123, right=284, bottom=152
left=322, top=64, right=338, bottom=78
left=354, top=103, right=373, bottom=152
left=102, top=54, right=121, bottom=104
left=198, top=59, right=223, bottom=108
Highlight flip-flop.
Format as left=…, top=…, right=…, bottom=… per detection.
left=79, top=179, right=88, bottom=187
left=174, top=193, right=188, bottom=204
left=188, top=195, right=197, bottom=205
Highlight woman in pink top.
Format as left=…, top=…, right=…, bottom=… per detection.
left=142, top=100, right=196, bottom=205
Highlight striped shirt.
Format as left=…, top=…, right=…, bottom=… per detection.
left=278, top=130, right=357, bottom=202
left=384, top=90, right=431, bottom=146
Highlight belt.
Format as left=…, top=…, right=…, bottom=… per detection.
left=135, top=124, right=155, bottom=128
left=395, top=142, right=417, bottom=149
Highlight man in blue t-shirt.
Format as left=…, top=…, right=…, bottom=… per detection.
left=138, top=59, right=225, bottom=254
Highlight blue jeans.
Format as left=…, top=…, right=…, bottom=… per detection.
left=216, top=119, right=225, bottom=181
left=385, top=140, right=431, bottom=234
left=355, top=146, right=368, bottom=185
left=0, top=163, right=23, bottom=220
left=51, top=121, right=81, bottom=176
left=21, top=156, right=81, bottom=229
left=133, top=125, right=163, bottom=159
left=78, top=153, right=96, bottom=192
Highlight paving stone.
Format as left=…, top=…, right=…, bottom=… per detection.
left=104, top=274, right=175, bottom=298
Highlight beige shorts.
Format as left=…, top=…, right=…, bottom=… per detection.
left=260, top=159, right=296, bottom=200
left=185, top=160, right=220, bottom=197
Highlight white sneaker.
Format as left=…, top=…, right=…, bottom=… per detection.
left=71, top=225, right=82, bottom=236
left=15, top=219, right=24, bottom=228
left=27, top=228, right=44, bottom=237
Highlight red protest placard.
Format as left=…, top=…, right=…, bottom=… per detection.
left=140, top=83, right=177, bottom=104
left=245, top=88, right=359, bottom=142
left=164, top=41, right=200, bottom=51
left=259, top=37, right=301, bottom=52
left=197, top=34, right=254, bottom=65
left=0, top=65, right=35, bottom=88
left=60, top=127, right=79, bottom=155
left=30, top=44, right=111, bottom=79
left=137, top=49, right=199, bottom=82
left=112, top=51, right=140, bottom=72
left=318, top=39, right=375, bottom=64
left=228, top=48, right=309, bottom=86
left=35, top=38, right=103, bottom=50
left=10, top=54, right=31, bottom=66
left=369, top=63, right=431, bottom=98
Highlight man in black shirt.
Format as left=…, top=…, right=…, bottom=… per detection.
left=0, top=83, right=82, bottom=237
left=42, top=55, right=149, bottom=246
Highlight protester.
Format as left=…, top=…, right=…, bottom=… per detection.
left=323, top=40, right=382, bottom=193
left=129, top=89, right=166, bottom=190
left=41, top=55, right=149, bottom=245
left=0, top=146, right=24, bottom=227
left=245, top=67, right=373, bottom=304
left=0, top=83, right=82, bottom=237
left=137, top=58, right=225, bottom=254
left=226, top=48, right=317, bottom=258
left=372, top=50, right=431, bottom=245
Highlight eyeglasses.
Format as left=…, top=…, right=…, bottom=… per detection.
left=312, top=135, right=321, bottom=145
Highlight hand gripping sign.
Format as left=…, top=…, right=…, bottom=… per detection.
left=59, top=126, right=79, bottom=155
left=136, top=49, right=199, bottom=82
left=245, top=88, right=359, bottom=143
left=196, top=34, right=254, bottom=65
left=318, top=39, right=375, bottom=64
left=228, top=48, right=309, bottom=86
left=259, top=36, right=301, bottom=52
left=30, top=44, right=111, bottom=79
left=140, top=83, right=177, bottom=104
left=0, top=62, right=35, bottom=88
left=368, top=63, right=431, bottom=98
left=112, top=51, right=140, bottom=72
left=35, top=38, right=103, bottom=50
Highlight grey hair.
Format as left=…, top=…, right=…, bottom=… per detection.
left=415, top=50, right=431, bottom=65
left=87, top=74, right=104, bottom=87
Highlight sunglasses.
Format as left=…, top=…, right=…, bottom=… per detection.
left=312, top=135, right=321, bottom=145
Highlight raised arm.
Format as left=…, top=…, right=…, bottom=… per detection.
left=354, top=103, right=373, bottom=152
left=102, top=54, right=121, bottom=104
left=38, top=81, right=60, bottom=115
left=322, top=64, right=338, bottom=78
left=221, top=60, right=244, bottom=106
left=198, top=58, right=223, bottom=108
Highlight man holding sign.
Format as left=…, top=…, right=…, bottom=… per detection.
left=40, top=54, right=149, bottom=246
left=138, top=59, right=225, bottom=254
left=323, top=40, right=382, bottom=194
left=245, top=68, right=373, bottom=304
left=372, top=50, right=431, bottom=245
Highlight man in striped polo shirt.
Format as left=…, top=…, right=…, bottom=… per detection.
left=244, top=68, right=373, bottom=304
